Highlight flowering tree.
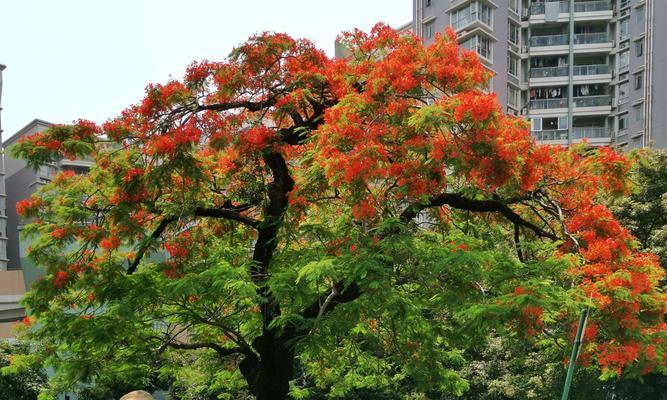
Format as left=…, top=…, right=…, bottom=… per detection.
left=10, top=26, right=666, bottom=400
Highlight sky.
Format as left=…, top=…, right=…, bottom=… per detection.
left=0, top=0, right=411, bottom=140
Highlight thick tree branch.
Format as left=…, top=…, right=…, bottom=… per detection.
left=166, top=341, right=241, bottom=358
left=196, top=98, right=278, bottom=113
left=400, top=193, right=560, bottom=241
left=194, top=207, right=259, bottom=228
left=252, top=152, right=294, bottom=327
left=301, top=283, right=361, bottom=320
left=127, top=217, right=177, bottom=274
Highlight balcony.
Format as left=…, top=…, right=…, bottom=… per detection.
left=530, top=34, right=568, bottom=47
left=531, top=129, right=568, bottom=141
left=574, top=0, right=612, bottom=12
left=530, top=98, right=568, bottom=109
left=572, top=126, right=609, bottom=138
left=574, top=32, right=610, bottom=45
left=573, top=95, right=611, bottom=107
left=530, top=66, right=568, bottom=78
left=530, top=1, right=612, bottom=15
left=573, top=64, right=610, bottom=75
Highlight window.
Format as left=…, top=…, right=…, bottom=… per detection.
left=509, top=0, right=519, bottom=13
left=451, top=3, right=475, bottom=30
left=478, top=36, right=492, bottom=59
left=460, top=35, right=493, bottom=60
left=558, top=117, right=568, bottom=130
left=634, top=104, right=643, bottom=122
left=618, top=50, right=629, bottom=72
left=635, top=72, right=643, bottom=90
left=531, top=118, right=542, bottom=131
left=543, top=117, right=559, bottom=130
left=507, top=53, right=519, bottom=76
left=618, top=82, right=629, bottom=102
left=479, top=2, right=492, bottom=27
left=618, top=114, right=628, bottom=131
left=451, top=1, right=493, bottom=30
left=636, top=6, right=645, bottom=27
left=507, top=85, right=520, bottom=108
left=635, top=40, right=643, bottom=57
left=619, top=18, right=630, bottom=41
left=424, top=21, right=435, bottom=39
left=508, top=22, right=520, bottom=45
left=425, top=0, right=432, bottom=7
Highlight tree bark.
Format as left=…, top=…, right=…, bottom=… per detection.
left=239, top=328, right=295, bottom=400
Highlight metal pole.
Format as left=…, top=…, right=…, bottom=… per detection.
left=567, top=0, right=575, bottom=146
left=561, top=308, right=589, bottom=400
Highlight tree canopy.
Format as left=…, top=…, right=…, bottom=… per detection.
left=9, top=25, right=666, bottom=400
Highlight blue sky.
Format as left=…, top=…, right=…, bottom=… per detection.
left=0, top=0, right=411, bottom=139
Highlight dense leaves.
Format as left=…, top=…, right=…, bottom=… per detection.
left=9, top=25, right=666, bottom=399
left=0, top=341, right=47, bottom=400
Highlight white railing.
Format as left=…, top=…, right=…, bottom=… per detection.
left=530, top=34, right=569, bottom=46
left=573, top=95, right=612, bottom=107
left=573, top=64, right=610, bottom=75
left=572, top=127, right=610, bottom=138
left=530, top=98, right=568, bottom=109
left=573, top=0, right=612, bottom=12
left=532, top=129, right=568, bottom=141
left=530, top=66, right=569, bottom=78
left=574, top=32, right=610, bottom=44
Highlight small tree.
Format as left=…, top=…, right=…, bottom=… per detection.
left=0, top=340, right=47, bottom=400
left=11, top=26, right=666, bottom=400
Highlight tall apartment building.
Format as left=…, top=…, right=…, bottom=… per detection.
left=0, top=64, right=8, bottom=270
left=0, top=63, right=28, bottom=339
left=411, top=0, right=667, bottom=149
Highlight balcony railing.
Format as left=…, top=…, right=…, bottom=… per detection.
left=530, top=64, right=611, bottom=78
left=574, top=32, right=610, bottom=45
left=530, top=98, right=568, bottom=109
left=573, top=95, right=611, bottom=107
left=530, top=34, right=568, bottom=47
left=530, top=2, right=569, bottom=15
left=574, top=64, right=610, bottom=75
left=530, top=66, right=568, bottom=78
left=573, top=0, right=612, bottom=12
left=531, top=129, right=568, bottom=141
left=572, top=127, right=610, bottom=139
left=530, top=1, right=611, bottom=15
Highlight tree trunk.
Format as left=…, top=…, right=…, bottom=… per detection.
left=240, top=328, right=295, bottom=400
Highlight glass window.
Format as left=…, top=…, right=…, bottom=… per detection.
left=636, top=6, right=645, bottom=27
left=507, top=53, right=519, bottom=76
left=635, top=40, right=643, bottom=57
left=618, top=114, right=628, bottom=130
left=479, top=2, right=492, bottom=27
left=508, top=22, right=520, bottom=45
left=532, top=118, right=542, bottom=131
left=424, top=21, right=435, bottom=39
left=635, top=72, right=643, bottom=90
left=451, top=3, right=475, bottom=30
left=619, top=18, right=630, bottom=41
left=508, top=85, right=519, bottom=108
left=618, top=82, right=629, bottom=102
left=634, top=104, right=643, bottom=122
left=618, top=50, right=630, bottom=71
left=478, top=36, right=492, bottom=59
left=509, top=0, right=519, bottom=13
left=558, top=117, right=568, bottom=130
